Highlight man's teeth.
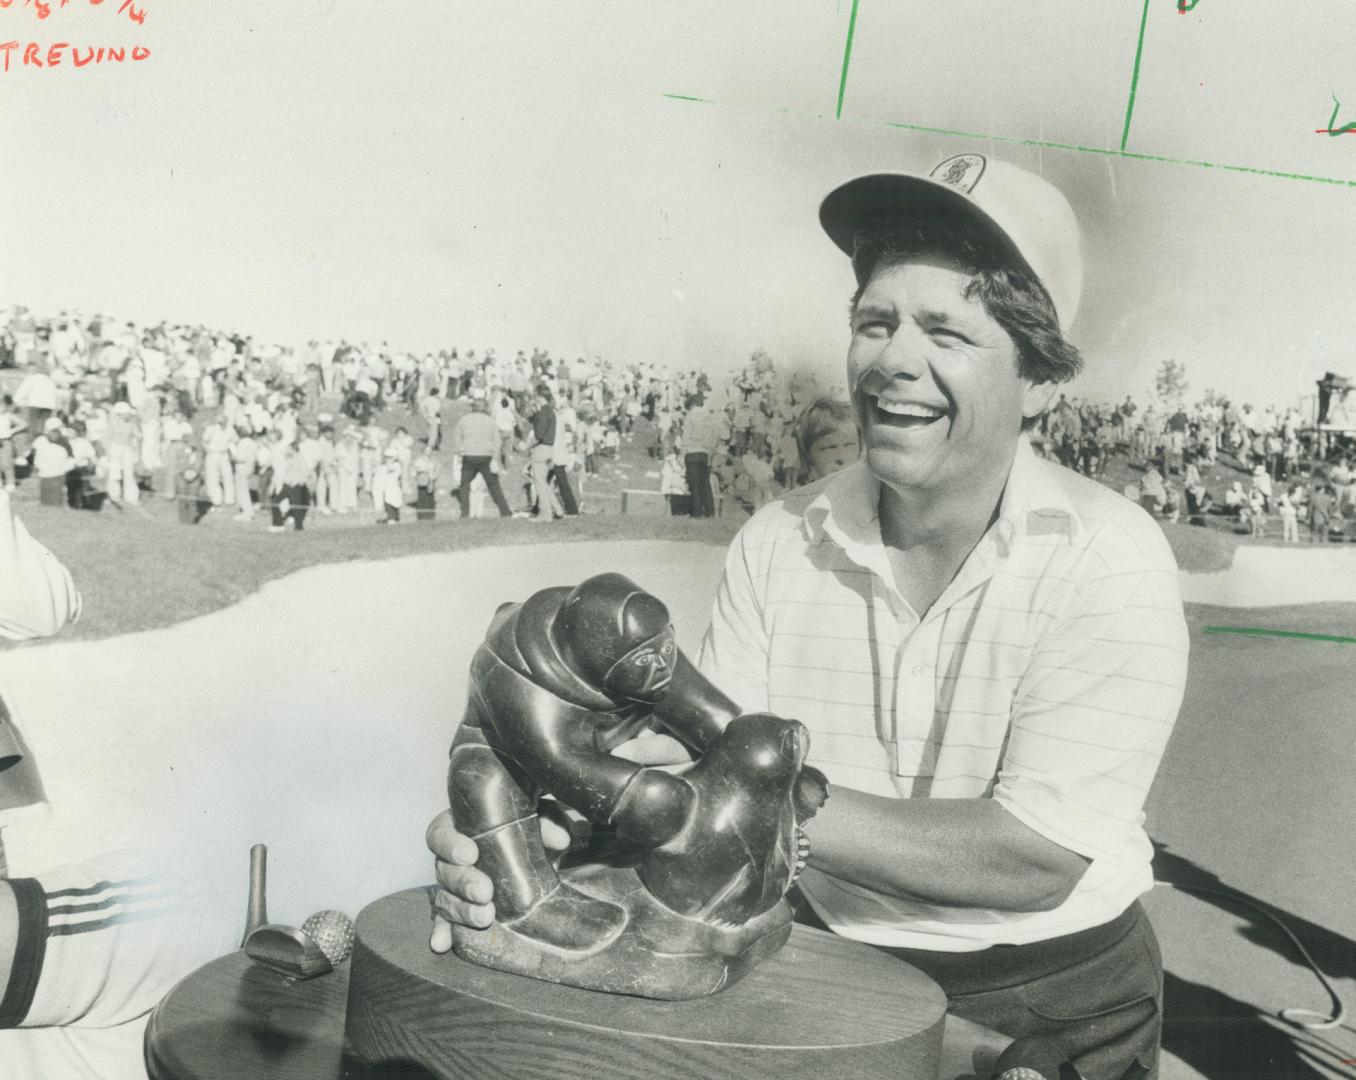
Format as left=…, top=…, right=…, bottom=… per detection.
left=875, top=399, right=946, bottom=419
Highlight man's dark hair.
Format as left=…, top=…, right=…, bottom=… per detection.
left=849, top=222, right=1084, bottom=390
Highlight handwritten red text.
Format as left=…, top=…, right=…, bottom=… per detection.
left=0, top=38, right=149, bottom=69
left=0, top=0, right=148, bottom=24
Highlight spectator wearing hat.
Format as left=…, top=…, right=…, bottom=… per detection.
left=453, top=397, right=513, bottom=518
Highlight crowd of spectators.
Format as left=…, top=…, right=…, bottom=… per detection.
left=2, top=302, right=1353, bottom=542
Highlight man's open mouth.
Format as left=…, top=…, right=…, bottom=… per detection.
left=869, top=396, right=949, bottom=430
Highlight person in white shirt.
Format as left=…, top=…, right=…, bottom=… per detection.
left=199, top=413, right=236, bottom=510
left=103, top=403, right=142, bottom=507
left=29, top=421, right=72, bottom=508
left=428, top=154, right=1187, bottom=1080
left=230, top=424, right=259, bottom=521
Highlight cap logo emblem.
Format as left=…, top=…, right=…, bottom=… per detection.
left=931, top=153, right=986, bottom=194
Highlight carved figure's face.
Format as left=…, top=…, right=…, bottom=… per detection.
left=604, top=629, right=677, bottom=701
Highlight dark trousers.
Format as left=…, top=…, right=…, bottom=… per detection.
left=685, top=453, right=714, bottom=517
left=458, top=456, right=513, bottom=517
left=799, top=900, right=1161, bottom=1080
left=65, top=467, right=94, bottom=510
left=668, top=493, right=691, bottom=516
left=271, top=483, right=310, bottom=530
left=415, top=485, right=437, bottom=521
left=550, top=465, right=578, bottom=516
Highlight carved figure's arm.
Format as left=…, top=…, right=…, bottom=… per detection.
left=475, top=658, right=696, bottom=848
left=647, top=649, right=739, bottom=754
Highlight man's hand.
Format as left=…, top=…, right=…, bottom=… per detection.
left=425, top=807, right=572, bottom=954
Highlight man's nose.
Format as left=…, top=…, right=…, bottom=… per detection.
left=857, top=325, right=929, bottom=391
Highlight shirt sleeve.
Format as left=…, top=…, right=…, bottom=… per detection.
left=1, top=850, right=236, bottom=1030
left=0, top=493, right=82, bottom=642
left=992, top=530, right=1189, bottom=862
left=696, top=523, right=773, bottom=714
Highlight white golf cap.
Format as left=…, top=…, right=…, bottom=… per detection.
left=819, top=153, right=1084, bottom=332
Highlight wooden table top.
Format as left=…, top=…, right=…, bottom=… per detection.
left=145, top=948, right=1010, bottom=1080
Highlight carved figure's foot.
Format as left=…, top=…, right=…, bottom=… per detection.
left=502, top=881, right=626, bottom=953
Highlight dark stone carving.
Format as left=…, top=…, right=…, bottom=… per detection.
left=447, top=572, right=828, bottom=999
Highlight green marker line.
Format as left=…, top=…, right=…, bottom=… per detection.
left=835, top=0, right=861, bottom=120
left=658, top=94, right=1356, bottom=189
left=881, top=119, right=1356, bottom=188
left=1121, top=0, right=1154, bottom=151
left=1203, top=626, right=1356, bottom=645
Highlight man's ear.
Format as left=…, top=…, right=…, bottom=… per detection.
left=1022, top=381, right=1058, bottom=423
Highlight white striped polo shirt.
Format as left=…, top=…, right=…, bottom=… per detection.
left=696, top=436, right=1188, bottom=951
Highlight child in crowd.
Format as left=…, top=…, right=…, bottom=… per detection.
left=373, top=449, right=404, bottom=524
left=795, top=398, right=859, bottom=484
left=659, top=449, right=690, bottom=516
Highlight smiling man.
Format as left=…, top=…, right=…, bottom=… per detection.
left=428, top=155, right=1188, bottom=1080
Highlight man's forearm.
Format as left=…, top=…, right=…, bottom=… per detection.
left=803, top=787, right=1090, bottom=913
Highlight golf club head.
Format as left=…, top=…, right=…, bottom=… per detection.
left=244, top=924, right=335, bottom=980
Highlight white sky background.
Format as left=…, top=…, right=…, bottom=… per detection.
left=1, top=0, right=1354, bottom=408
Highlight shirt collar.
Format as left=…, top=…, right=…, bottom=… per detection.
left=993, top=434, right=1084, bottom=551
left=803, top=435, right=1083, bottom=567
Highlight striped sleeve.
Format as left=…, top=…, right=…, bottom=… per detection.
left=0, top=854, right=212, bottom=1029
left=993, top=527, right=1189, bottom=862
